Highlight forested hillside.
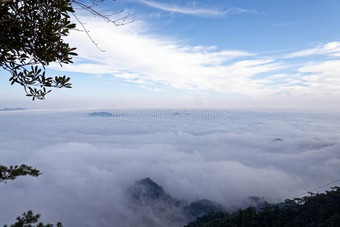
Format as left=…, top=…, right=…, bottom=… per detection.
left=186, top=187, right=340, bottom=227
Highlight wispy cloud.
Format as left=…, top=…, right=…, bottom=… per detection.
left=285, top=41, right=340, bottom=58
left=297, top=60, right=340, bottom=95
left=139, top=0, right=257, bottom=17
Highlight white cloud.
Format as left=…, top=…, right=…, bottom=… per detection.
left=139, top=0, right=257, bottom=17
left=260, top=60, right=340, bottom=97
left=49, top=17, right=282, bottom=98
left=0, top=110, right=339, bottom=226
left=296, top=60, right=340, bottom=95
left=56, top=62, right=115, bottom=74
left=285, top=41, right=340, bottom=58
left=45, top=16, right=340, bottom=108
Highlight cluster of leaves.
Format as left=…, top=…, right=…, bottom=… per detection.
left=4, top=210, right=63, bottom=227
left=0, top=164, right=40, bottom=183
left=0, top=0, right=77, bottom=100
left=0, top=165, right=63, bottom=226
left=186, top=187, right=340, bottom=227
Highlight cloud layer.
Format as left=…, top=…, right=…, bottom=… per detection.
left=0, top=110, right=339, bottom=226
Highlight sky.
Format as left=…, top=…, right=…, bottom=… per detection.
left=1, top=0, right=340, bottom=109
left=1, top=2, right=340, bottom=225
left=0, top=109, right=339, bottom=226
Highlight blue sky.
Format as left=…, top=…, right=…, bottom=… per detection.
left=1, top=0, right=340, bottom=110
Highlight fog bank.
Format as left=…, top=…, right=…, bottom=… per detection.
left=0, top=109, right=339, bottom=226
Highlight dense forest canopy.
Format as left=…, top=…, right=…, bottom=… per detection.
left=186, top=187, right=340, bottom=227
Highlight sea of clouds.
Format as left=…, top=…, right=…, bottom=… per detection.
left=0, top=109, right=339, bottom=226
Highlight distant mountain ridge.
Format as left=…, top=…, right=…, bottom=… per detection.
left=126, top=178, right=225, bottom=226
left=89, top=112, right=115, bottom=117
left=126, top=178, right=340, bottom=227
left=0, top=107, right=26, bottom=111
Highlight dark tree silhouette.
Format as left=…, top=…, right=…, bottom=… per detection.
left=0, top=0, right=132, bottom=100
left=0, top=0, right=77, bottom=100
left=0, top=164, right=40, bottom=183
left=4, top=210, right=63, bottom=227
left=186, top=187, right=340, bottom=227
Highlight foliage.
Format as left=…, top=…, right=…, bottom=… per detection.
left=1, top=166, right=63, bottom=226
left=4, top=210, right=63, bottom=227
left=0, top=164, right=41, bottom=183
left=0, top=0, right=132, bottom=100
left=185, top=199, right=225, bottom=218
left=0, top=0, right=76, bottom=100
left=185, top=187, right=340, bottom=227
